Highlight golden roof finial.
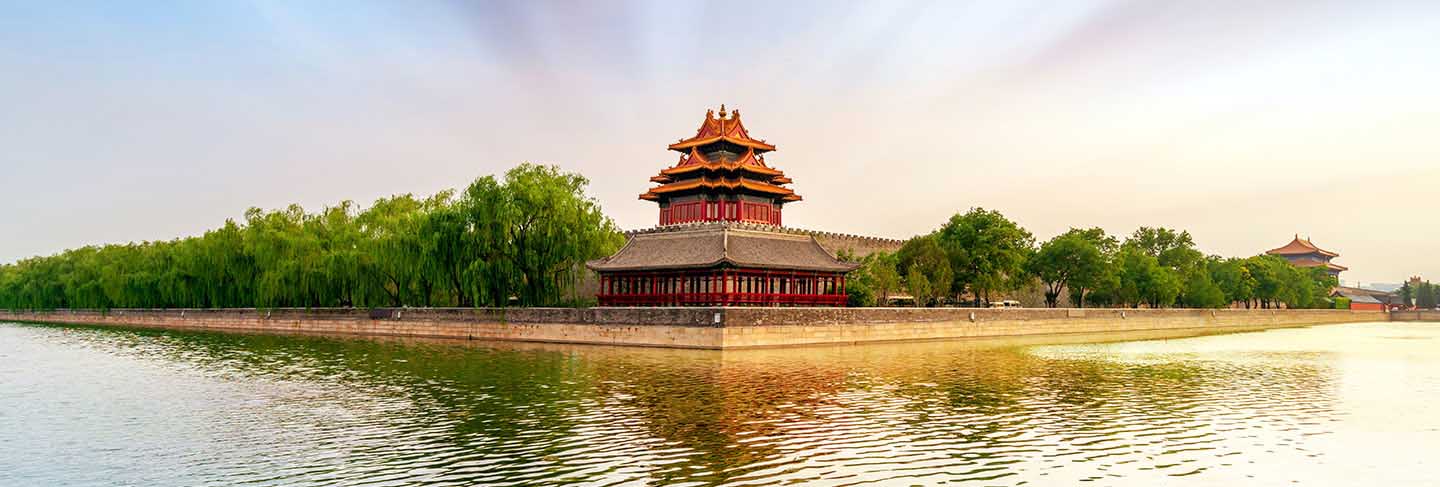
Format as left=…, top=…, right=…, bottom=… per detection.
left=719, top=104, right=728, bottom=119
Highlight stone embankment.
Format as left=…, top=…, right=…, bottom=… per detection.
left=0, top=307, right=1393, bottom=349
left=1391, top=310, right=1440, bottom=322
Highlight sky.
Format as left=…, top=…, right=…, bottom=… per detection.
left=1, top=0, right=1437, bottom=287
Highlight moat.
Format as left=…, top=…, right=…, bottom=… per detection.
left=3, top=321, right=1436, bottom=486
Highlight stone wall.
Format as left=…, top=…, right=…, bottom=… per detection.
left=1391, top=310, right=1440, bottom=322
left=0, top=308, right=726, bottom=348
left=717, top=308, right=1387, bottom=348
left=0, top=307, right=1392, bottom=349
left=807, top=232, right=905, bottom=259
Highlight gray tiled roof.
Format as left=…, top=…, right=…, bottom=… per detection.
left=587, top=224, right=860, bottom=273
left=1338, top=293, right=1383, bottom=304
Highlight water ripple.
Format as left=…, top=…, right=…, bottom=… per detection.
left=4, top=322, right=1439, bottom=486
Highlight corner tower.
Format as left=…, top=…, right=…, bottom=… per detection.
left=1266, top=235, right=1347, bottom=278
left=642, top=105, right=799, bottom=226
left=587, top=106, right=859, bottom=307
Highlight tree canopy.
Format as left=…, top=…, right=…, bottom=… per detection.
left=857, top=211, right=1340, bottom=309
left=897, top=235, right=952, bottom=307
left=0, top=164, right=622, bottom=310
left=935, top=208, right=1034, bottom=305
left=1027, top=229, right=1108, bottom=308
left=842, top=250, right=901, bottom=307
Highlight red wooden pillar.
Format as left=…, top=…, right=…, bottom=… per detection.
left=764, top=270, right=772, bottom=305
left=722, top=269, right=730, bottom=306
left=789, top=271, right=797, bottom=306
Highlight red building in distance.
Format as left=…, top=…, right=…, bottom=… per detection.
left=1266, top=235, right=1347, bottom=278
left=588, top=106, right=858, bottom=307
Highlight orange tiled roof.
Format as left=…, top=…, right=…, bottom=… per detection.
left=1267, top=235, right=1339, bottom=258
left=1287, top=256, right=1349, bottom=272
left=658, top=148, right=784, bottom=178
left=639, top=177, right=802, bottom=202
left=667, top=106, right=777, bottom=153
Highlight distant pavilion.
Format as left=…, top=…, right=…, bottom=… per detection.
left=1266, top=235, right=1347, bottom=278
left=587, top=106, right=858, bottom=306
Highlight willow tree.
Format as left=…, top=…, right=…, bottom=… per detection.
left=456, top=175, right=514, bottom=307
left=0, top=163, right=617, bottom=310
left=494, top=164, right=622, bottom=307
left=308, top=202, right=364, bottom=307
left=416, top=190, right=473, bottom=307
left=357, top=194, right=427, bottom=307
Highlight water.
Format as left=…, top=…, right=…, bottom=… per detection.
left=2, top=321, right=1437, bottom=486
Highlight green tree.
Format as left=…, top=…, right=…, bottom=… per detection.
left=897, top=235, right=952, bottom=306
left=1417, top=281, right=1437, bottom=309
left=1063, top=228, right=1119, bottom=308
left=1238, top=255, right=1334, bottom=309
left=1123, top=227, right=1207, bottom=306
left=494, top=164, right=623, bottom=306
left=935, top=208, right=1034, bottom=306
left=1399, top=281, right=1414, bottom=309
left=0, top=163, right=620, bottom=311
left=1028, top=229, right=1107, bottom=308
left=1181, top=266, right=1227, bottom=308
left=1209, top=257, right=1254, bottom=308
left=1244, top=255, right=1288, bottom=309
left=842, top=251, right=900, bottom=307
left=1124, top=227, right=1202, bottom=271
left=904, top=265, right=931, bottom=308
left=1116, top=247, right=1180, bottom=308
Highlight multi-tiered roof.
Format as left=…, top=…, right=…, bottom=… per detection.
left=640, top=106, right=800, bottom=204
left=587, top=106, right=857, bottom=307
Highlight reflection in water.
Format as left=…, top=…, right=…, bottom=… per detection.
left=2, top=322, right=1436, bottom=486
